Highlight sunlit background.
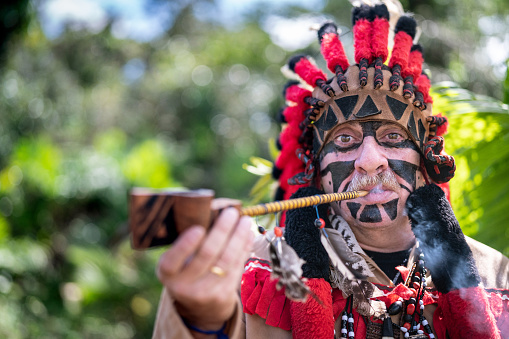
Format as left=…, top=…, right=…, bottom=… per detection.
left=0, top=0, right=508, bottom=337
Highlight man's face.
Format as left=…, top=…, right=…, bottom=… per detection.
left=319, top=120, right=426, bottom=229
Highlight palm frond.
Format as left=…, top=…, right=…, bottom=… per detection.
left=432, top=81, right=509, bottom=256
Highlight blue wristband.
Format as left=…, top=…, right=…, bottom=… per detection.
left=182, top=318, right=229, bottom=339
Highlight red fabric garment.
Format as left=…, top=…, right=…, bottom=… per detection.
left=242, top=263, right=509, bottom=338
left=289, top=278, right=334, bottom=339
left=434, top=287, right=501, bottom=339
left=241, top=258, right=291, bottom=330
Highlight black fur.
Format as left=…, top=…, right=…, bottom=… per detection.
left=277, top=107, right=286, bottom=123
left=352, top=4, right=373, bottom=25
left=394, top=15, right=417, bottom=38
left=406, top=184, right=481, bottom=293
left=282, top=80, right=300, bottom=97
left=274, top=186, right=285, bottom=201
left=288, top=54, right=306, bottom=72
left=272, top=165, right=282, bottom=180
left=318, top=22, right=338, bottom=42
left=275, top=137, right=282, bottom=151
left=410, top=44, right=423, bottom=54
left=373, top=4, right=389, bottom=20
left=285, top=186, right=331, bottom=281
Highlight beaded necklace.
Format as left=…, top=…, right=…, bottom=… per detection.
left=387, top=251, right=435, bottom=339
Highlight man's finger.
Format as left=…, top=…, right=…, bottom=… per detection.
left=217, top=216, right=254, bottom=282
left=185, top=208, right=240, bottom=277
left=156, top=226, right=206, bottom=282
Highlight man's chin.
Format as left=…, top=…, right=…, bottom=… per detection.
left=351, top=217, right=399, bottom=229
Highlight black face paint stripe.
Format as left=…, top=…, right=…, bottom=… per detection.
left=382, top=198, right=399, bottom=221
left=320, top=160, right=355, bottom=193
left=380, top=139, right=420, bottom=151
left=360, top=121, right=382, bottom=137
left=359, top=204, right=382, bottom=223
left=400, top=184, right=412, bottom=194
left=347, top=202, right=361, bottom=219
left=388, top=159, right=418, bottom=190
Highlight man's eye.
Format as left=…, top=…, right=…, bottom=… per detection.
left=388, top=133, right=400, bottom=140
left=338, top=135, right=352, bottom=143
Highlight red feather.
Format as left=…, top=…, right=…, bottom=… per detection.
left=321, top=32, right=350, bottom=73
left=354, top=18, right=372, bottom=63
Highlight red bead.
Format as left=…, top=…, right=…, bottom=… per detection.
left=274, top=227, right=283, bottom=238
left=407, top=304, right=415, bottom=315
left=314, top=218, right=325, bottom=229
left=403, top=322, right=412, bottom=331
left=412, top=281, right=420, bottom=289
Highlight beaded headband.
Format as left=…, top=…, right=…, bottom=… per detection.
left=273, top=3, right=455, bottom=203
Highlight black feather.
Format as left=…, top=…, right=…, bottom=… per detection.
left=288, top=54, right=306, bottom=72
left=394, top=15, right=417, bottom=38
left=318, top=22, right=338, bottom=42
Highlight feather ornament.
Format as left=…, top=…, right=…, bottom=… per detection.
left=263, top=227, right=322, bottom=303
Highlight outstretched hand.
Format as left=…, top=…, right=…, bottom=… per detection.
left=156, top=208, right=254, bottom=331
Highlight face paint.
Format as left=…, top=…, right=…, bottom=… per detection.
left=380, top=139, right=420, bottom=151
left=321, top=121, right=419, bottom=157
left=399, top=184, right=412, bottom=194
left=320, top=160, right=355, bottom=193
left=382, top=198, right=399, bottom=220
left=388, top=159, right=419, bottom=190
left=347, top=202, right=361, bottom=219
left=359, top=204, right=383, bottom=223
left=319, top=121, right=423, bottom=228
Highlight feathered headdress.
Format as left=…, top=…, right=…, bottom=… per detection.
left=273, top=2, right=455, bottom=214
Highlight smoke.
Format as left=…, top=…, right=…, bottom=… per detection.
left=347, top=170, right=400, bottom=192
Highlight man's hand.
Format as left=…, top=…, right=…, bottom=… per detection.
left=406, top=184, right=480, bottom=293
left=156, top=208, right=254, bottom=331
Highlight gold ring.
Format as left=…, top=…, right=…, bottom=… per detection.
left=210, top=265, right=226, bottom=277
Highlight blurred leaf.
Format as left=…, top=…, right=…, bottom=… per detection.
left=122, top=139, right=175, bottom=189
left=432, top=82, right=509, bottom=255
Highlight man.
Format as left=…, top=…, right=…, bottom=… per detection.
left=153, top=3, right=509, bottom=339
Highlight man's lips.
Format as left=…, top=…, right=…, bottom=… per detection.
left=352, top=184, right=398, bottom=204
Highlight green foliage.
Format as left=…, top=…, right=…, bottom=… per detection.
left=0, top=0, right=508, bottom=337
left=433, top=81, right=509, bottom=255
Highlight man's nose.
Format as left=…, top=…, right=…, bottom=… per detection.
left=354, top=136, right=388, bottom=176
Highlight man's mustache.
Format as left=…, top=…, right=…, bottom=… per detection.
left=347, top=170, right=400, bottom=192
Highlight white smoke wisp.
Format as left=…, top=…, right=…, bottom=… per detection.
left=347, top=170, right=400, bottom=193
